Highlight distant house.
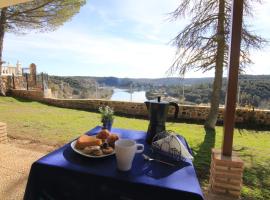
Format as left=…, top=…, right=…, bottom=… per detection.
left=0, top=61, right=23, bottom=76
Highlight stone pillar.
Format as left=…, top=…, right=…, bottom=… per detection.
left=208, top=149, right=244, bottom=199
left=29, top=63, right=37, bottom=88
left=0, top=122, right=7, bottom=143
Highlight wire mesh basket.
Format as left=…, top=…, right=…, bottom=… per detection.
left=151, top=130, right=186, bottom=161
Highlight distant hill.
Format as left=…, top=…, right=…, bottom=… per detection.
left=47, top=75, right=270, bottom=109
left=50, top=76, right=215, bottom=87
left=93, top=76, right=214, bottom=87
left=49, top=74, right=270, bottom=87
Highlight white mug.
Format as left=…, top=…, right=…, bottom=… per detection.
left=115, top=139, right=144, bottom=171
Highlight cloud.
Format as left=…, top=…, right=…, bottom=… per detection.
left=83, top=0, right=183, bottom=42
left=4, top=29, right=177, bottom=78
left=246, top=47, right=270, bottom=75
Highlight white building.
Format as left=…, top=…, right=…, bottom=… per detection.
left=0, top=61, right=22, bottom=76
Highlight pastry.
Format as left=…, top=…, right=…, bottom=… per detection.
left=91, top=149, right=103, bottom=156
left=82, top=146, right=100, bottom=154
left=75, top=135, right=102, bottom=150
left=107, top=134, right=119, bottom=147
left=96, top=128, right=110, bottom=140
left=102, top=146, right=114, bottom=154
left=101, top=142, right=109, bottom=149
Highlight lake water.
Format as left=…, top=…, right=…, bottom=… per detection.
left=110, top=88, right=147, bottom=102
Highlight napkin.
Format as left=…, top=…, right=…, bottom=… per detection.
left=152, top=135, right=194, bottom=161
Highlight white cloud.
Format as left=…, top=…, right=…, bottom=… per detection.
left=84, top=0, right=183, bottom=42
left=4, top=29, right=176, bottom=78
left=246, top=47, right=270, bottom=75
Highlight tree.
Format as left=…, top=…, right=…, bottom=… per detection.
left=169, top=0, right=267, bottom=129
left=0, top=0, right=86, bottom=69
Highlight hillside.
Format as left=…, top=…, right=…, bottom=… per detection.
left=48, top=76, right=113, bottom=99
left=47, top=75, right=270, bottom=109
left=48, top=75, right=270, bottom=87
left=88, top=76, right=214, bottom=87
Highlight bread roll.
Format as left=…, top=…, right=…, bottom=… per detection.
left=75, top=135, right=102, bottom=150
left=107, top=134, right=119, bottom=147
left=91, top=149, right=103, bottom=156
left=102, top=147, right=114, bottom=154
left=97, top=128, right=110, bottom=140
left=82, top=146, right=100, bottom=154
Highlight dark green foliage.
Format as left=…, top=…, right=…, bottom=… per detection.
left=4, top=0, right=86, bottom=33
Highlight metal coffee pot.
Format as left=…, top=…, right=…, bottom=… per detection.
left=145, top=96, right=179, bottom=144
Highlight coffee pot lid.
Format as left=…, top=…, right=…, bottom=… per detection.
left=145, top=96, right=169, bottom=105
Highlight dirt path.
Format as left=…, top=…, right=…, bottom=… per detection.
left=0, top=138, right=55, bottom=200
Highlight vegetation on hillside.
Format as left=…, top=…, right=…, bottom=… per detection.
left=162, top=75, right=270, bottom=109
left=47, top=75, right=270, bottom=109
left=0, top=96, right=269, bottom=200
left=48, top=76, right=113, bottom=99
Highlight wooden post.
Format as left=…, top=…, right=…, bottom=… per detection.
left=12, top=73, right=15, bottom=89
left=41, top=72, right=44, bottom=91
left=26, top=73, right=29, bottom=90
left=222, top=0, right=244, bottom=156
left=30, top=63, right=37, bottom=87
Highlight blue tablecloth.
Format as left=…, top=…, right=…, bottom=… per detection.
left=24, top=126, right=204, bottom=200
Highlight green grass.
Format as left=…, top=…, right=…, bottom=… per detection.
left=0, top=96, right=269, bottom=199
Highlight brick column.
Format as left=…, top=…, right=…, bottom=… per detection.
left=208, top=148, right=244, bottom=199
left=0, top=122, right=7, bottom=143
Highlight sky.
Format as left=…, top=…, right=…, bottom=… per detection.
left=3, top=0, right=270, bottom=78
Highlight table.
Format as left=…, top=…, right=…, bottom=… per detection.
left=24, top=126, right=204, bottom=200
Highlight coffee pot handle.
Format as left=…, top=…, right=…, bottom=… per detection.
left=169, top=102, right=179, bottom=119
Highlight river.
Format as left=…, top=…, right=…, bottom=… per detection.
left=110, top=88, right=147, bottom=102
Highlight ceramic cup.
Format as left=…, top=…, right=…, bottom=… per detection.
left=115, top=139, right=144, bottom=171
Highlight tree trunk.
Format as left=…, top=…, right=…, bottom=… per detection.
left=0, top=8, right=7, bottom=96
left=205, top=0, right=225, bottom=130
left=0, top=7, right=7, bottom=74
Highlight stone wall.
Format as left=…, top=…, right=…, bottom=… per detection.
left=11, top=89, right=44, bottom=100
left=10, top=89, right=270, bottom=127
left=29, top=63, right=37, bottom=88
left=0, top=63, right=38, bottom=95
left=0, top=76, right=25, bottom=95
left=0, top=76, right=11, bottom=94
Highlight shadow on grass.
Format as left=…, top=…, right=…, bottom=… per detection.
left=10, top=96, right=34, bottom=103
left=193, top=127, right=216, bottom=181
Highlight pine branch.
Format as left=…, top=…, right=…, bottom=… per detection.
left=6, top=0, right=55, bottom=20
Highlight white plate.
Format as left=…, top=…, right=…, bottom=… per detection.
left=70, top=140, right=115, bottom=158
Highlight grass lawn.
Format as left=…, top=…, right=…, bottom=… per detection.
left=0, top=96, right=269, bottom=199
